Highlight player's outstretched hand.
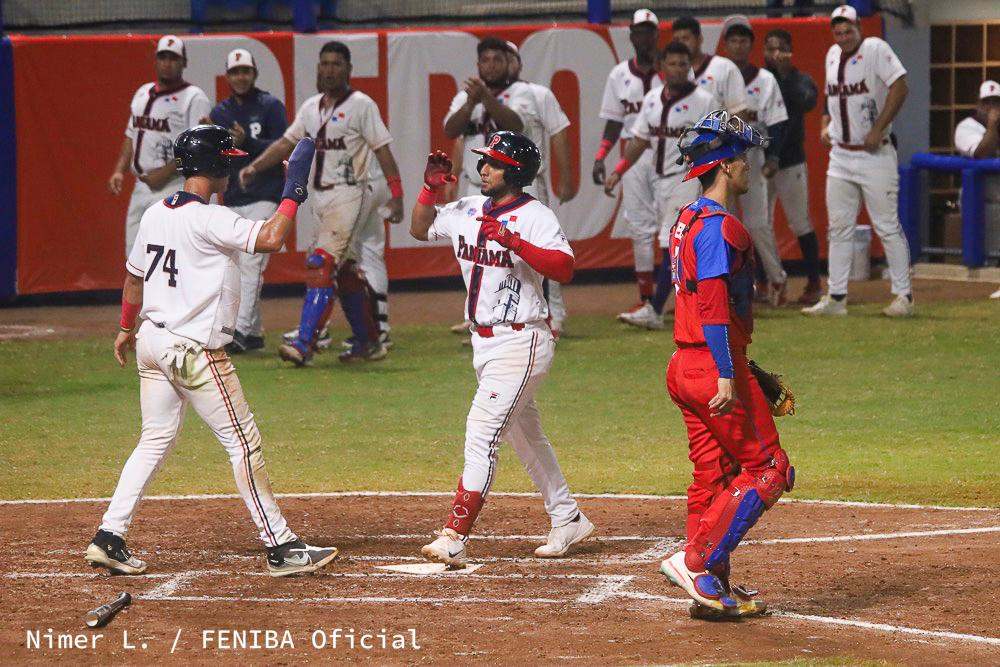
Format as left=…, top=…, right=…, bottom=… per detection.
left=708, top=377, right=738, bottom=417
left=477, top=215, right=523, bottom=253
left=424, top=150, right=457, bottom=188
left=281, top=138, right=316, bottom=204
left=113, top=329, right=136, bottom=368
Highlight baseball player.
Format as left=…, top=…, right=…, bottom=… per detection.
left=603, top=41, right=717, bottom=331
left=658, top=110, right=794, bottom=619
left=109, top=35, right=211, bottom=257
left=410, top=132, right=595, bottom=566
left=241, top=41, right=404, bottom=364
left=764, top=29, right=823, bottom=306
left=722, top=15, right=790, bottom=306
left=671, top=16, right=749, bottom=117
left=803, top=5, right=913, bottom=317
left=593, top=9, right=666, bottom=321
left=955, top=80, right=1000, bottom=279
left=209, top=48, right=288, bottom=354
left=85, top=126, right=337, bottom=577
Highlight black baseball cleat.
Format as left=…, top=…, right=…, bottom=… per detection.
left=266, top=540, right=339, bottom=577
left=84, top=529, right=148, bottom=575
left=338, top=341, right=388, bottom=363
left=226, top=331, right=266, bottom=355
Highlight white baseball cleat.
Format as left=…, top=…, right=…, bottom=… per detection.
left=534, top=513, right=596, bottom=558
left=882, top=294, right=914, bottom=317
left=660, top=552, right=737, bottom=612
left=617, top=302, right=664, bottom=330
left=420, top=528, right=467, bottom=569
left=800, top=295, right=847, bottom=317
left=282, top=326, right=332, bottom=349
left=991, top=288, right=1000, bottom=299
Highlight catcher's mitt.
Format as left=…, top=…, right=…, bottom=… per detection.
left=748, top=360, right=796, bottom=417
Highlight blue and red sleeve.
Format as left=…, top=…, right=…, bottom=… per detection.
left=693, top=218, right=736, bottom=379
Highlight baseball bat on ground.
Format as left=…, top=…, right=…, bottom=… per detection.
left=85, top=592, right=132, bottom=628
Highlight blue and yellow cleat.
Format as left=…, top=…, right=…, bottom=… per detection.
left=660, top=551, right=738, bottom=612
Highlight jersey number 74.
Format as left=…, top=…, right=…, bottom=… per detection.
left=145, top=244, right=179, bottom=287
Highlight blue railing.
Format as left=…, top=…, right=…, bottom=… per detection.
left=899, top=153, right=1000, bottom=268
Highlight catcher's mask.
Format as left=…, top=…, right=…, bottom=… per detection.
left=676, top=109, right=769, bottom=181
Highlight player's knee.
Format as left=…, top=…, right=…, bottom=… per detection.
left=336, top=261, right=366, bottom=294
left=747, top=448, right=794, bottom=508
left=305, top=249, right=336, bottom=288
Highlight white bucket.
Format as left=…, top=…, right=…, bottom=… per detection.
left=850, top=224, right=872, bottom=281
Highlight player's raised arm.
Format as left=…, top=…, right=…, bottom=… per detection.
left=240, top=136, right=296, bottom=190
left=253, top=138, right=315, bottom=253
left=410, top=151, right=457, bottom=241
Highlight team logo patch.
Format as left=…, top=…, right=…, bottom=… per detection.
left=674, top=104, right=688, bottom=112
left=466, top=208, right=476, bottom=216
left=488, top=134, right=502, bottom=148
left=489, top=391, right=499, bottom=401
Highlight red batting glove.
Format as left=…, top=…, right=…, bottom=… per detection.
left=477, top=215, right=523, bottom=253
left=424, top=150, right=458, bottom=189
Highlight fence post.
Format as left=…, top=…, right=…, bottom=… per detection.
left=0, top=36, right=16, bottom=300
left=587, top=0, right=610, bottom=24
left=897, top=165, right=921, bottom=263
left=960, top=168, right=985, bottom=268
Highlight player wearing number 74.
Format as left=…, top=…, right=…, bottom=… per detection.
left=85, top=126, right=337, bottom=578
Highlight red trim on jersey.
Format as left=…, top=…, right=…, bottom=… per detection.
left=628, top=58, right=658, bottom=94
left=693, top=55, right=714, bottom=80
left=836, top=42, right=861, bottom=144
left=466, top=194, right=534, bottom=324
left=132, top=82, right=191, bottom=175
left=312, top=88, right=355, bottom=191
left=655, top=83, right=697, bottom=176
left=738, top=63, right=759, bottom=86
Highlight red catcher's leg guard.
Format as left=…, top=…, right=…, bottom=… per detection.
left=636, top=271, right=654, bottom=300
left=336, top=262, right=380, bottom=343
left=305, top=249, right=336, bottom=289
left=685, top=449, right=794, bottom=572
left=446, top=477, right=485, bottom=537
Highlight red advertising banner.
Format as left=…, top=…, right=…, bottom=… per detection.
left=10, top=17, right=881, bottom=295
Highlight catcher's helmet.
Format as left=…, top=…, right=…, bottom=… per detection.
left=174, top=124, right=248, bottom=178
left=676, top=109, right=768, bottom=181
left=472, top=131, right=541, bottom=188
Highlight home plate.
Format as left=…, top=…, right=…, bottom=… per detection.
left=376, top=563, right=484, bottom=575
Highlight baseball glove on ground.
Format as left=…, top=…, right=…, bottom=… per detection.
left=749, top=360, right=796, bottom=417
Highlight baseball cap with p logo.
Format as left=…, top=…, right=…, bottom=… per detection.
left=226, top=48, right=257, bottom=72
left=830, top=5, right=858, bottom=24
left=980, top=80, right=1000, bottom=100
left=156, top=35, right=186, bottom=59
left=631, top=8, right=658, bottom=27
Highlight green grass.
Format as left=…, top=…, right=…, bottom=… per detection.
left=1, top=298, right=997, bottom=505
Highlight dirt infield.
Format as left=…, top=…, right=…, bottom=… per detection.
left=1, top=493, right=998, bottom=664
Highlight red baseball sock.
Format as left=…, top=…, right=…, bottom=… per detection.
left=445, top=477, right=484, bottom=537
left=636, top=271, right=654, bottom=301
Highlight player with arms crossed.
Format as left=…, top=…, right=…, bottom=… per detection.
left=658, top=110, right=795, bottom=619
left=242, top=41, right=404, bottom=364
left=804, top=5, right=913, bottom=317
left=604, top=41, right=716, bottom=330
left=410, top=132, right=595, bottom=566
left=594, top=9, right=666, bottom=320
left=85, top=127, right=337, bottom=577
left=109, top=35, right=211, bottom=256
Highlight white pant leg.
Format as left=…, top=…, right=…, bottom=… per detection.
left=229, top=201, right=279, bottom=336
left=655, top=175, right=701, bottom=248
left=739, top=151, right=786, bottom=284
left=100, top=329, right=188, bottom=537
left=859, top=146, right=911, bottom=296
left=357, top=177, right=391, bottom=333
left=313, top=183, right=372, bottom=264
left=125, top=177, right=183, bottom=258
left=462, top=326, right=555, bottom=498
left=770, top=163, right=813, bottom=237
left=504, top=398, right=579, bottom=527
left=825, top=170, right=863, bottom=296
left=622, top=154, right=659, bottom=273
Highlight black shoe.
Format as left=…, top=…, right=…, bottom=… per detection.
left=243, top=334, right=265, bottom=351
left=226, top=331, right=249, bottom=355
left=84, top=529, right=147, bottom=574
left=338, top=341, right=388, bottom=363
left=266, top=539, right=339, bottom=577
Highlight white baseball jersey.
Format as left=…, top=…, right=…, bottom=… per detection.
left=955, top=116, right=1000, bottom=201
left=446, top=82, right=536, bottom=184
left=689, top=55, right=748, bottom=114
left=600, top=59, right=663, bottom=140
left=428, top=194, right=572, bottom=326
left=630, top=83, right=717, bottom=177
left=824, top=37, right=906, bottom=146
left=126, top=191, right=265, bottom=349
left=740, top=65, right=788, bottom=132
left=518, top=80, right=570, bottom=175
left=284, top=90, right=392, bottom=189
left=125, top=82, right=211, bottom=176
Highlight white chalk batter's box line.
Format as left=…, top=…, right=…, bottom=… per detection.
left=7, top=568, right=1000, bottom=648
left=1, top=490, right=995, bottom=512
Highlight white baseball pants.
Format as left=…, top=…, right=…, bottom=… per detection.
left=356, top=176, right=391, bottom=334
left=622, top=152, right=659, bottom=273
left=739, top=149, right=786, bottom=284
left=654, top=174, right=702, bottom=248
left=462, top=322, right=580, bottom=528
left=100, top=321, right=296, bottom=548
left=228, top=200, right=279, bottom=337
left=125, top=176, right=183, bottom=257
left=767, top=162, right=814, bottom=237
left=825, top=144, right=912, bottom=296
left=311, top=182, right=376, bottom=264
